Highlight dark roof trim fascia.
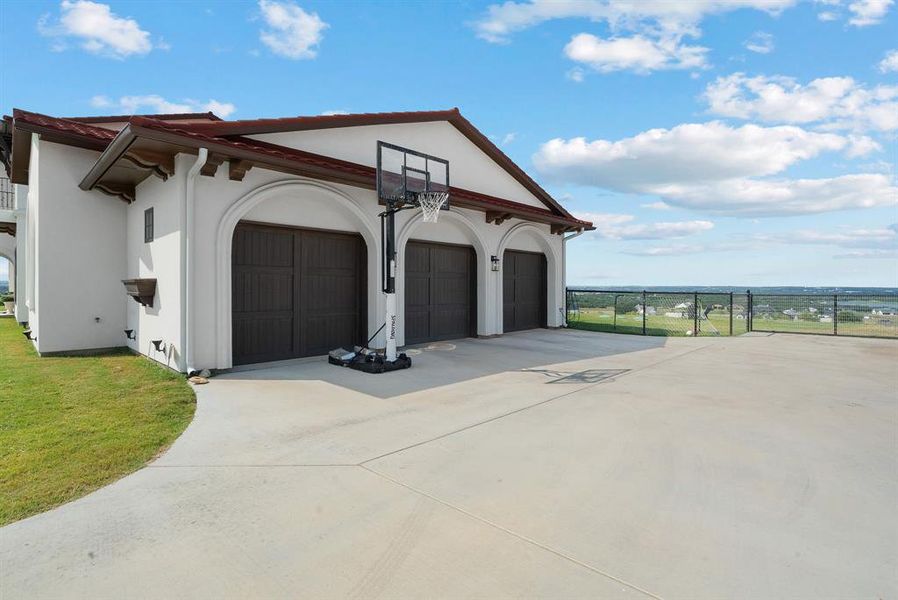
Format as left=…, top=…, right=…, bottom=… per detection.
left=78, top=126, right=138, bottom=191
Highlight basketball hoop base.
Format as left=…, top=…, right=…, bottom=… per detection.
left=328, top=349, right=412, bottom=374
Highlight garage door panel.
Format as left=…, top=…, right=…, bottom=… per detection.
left=304, top=314, right=360, bottom=356
left=233, top=228, right=294, bottom=267
left=503, top=250, right=547, bottom=333
left=405, top=241, right=476, bottom=345
left=233, top=270, right=294, bottom=313
left=232, top=314, right=294, bottom=364
left=303, top=274, right=359, bottom=311
left=432, top=308, right=471, bottom=338
left=232, top=223, right=365, bottom=365
left=433, top=274, right=469, bottom=305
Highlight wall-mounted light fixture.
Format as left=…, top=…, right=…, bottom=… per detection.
left=491, top=255, right=500, bottom=272
left=18, top=321, right=28, bottom=329
left=124, top=329, right=136, bottom=340
left=151, top=339, right=165, bottom=353
left=22, top=330, right=36, bottom=341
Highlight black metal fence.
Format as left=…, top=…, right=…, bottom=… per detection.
left=749, top=292, right=898, bottom=338
left=566, top=289, right=898, bottom=339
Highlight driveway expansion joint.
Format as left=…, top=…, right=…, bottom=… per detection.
left=359, top=464, right=663, bottom=600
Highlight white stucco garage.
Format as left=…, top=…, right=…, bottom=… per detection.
left=1, top=108, right=592, bottom=372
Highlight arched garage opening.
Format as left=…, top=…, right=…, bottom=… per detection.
left=214, top=179, right=380, bottom=368
left=396, top=210, right=489, bottom=346
left=497, top=223, right=562, bottom=333
left=0, top=232, right=15, bottom=297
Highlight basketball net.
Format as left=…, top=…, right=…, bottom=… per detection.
left=417, top=191, right=449, bottom=223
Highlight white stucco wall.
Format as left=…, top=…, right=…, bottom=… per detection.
left=188, top=162, right=563, bottom=371
left=25, top=135, right=40, bottom=341
left=30, top=141, right=127, bottom=353
left=250, top=122, right=550, bottom=210
left=19, top=124, right=565, bottom=369
left=124, top=159, right=187, bottom=370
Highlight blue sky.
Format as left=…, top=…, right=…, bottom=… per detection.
left=1, top=0, right=896, bottom=287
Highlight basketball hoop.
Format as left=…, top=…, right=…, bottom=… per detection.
left=416, top=191, right=450, bottom=223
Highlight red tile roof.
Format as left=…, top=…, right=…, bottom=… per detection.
left=67, top=112, right=223, bottom=123
left=13, top=109, right=119, bottom=141
left=9, top=109, right=592, bottom=230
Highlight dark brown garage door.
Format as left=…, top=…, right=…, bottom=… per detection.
left=503, top=250, right=547, bottom=332
left=405, top=241, right=476, bottom=345
left=232, top=222, right=366, bottom=365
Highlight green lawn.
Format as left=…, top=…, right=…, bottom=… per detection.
left=0, top=318, right=195, bottom=526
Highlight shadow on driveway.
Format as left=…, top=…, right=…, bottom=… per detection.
left=221, top=328, right=667, bottom=398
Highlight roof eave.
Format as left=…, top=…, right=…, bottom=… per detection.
left=78, top=125, right=138, bottom=191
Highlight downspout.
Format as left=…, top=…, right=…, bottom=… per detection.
left=561, top=229, right=585, bottom=327
left=181, top=148, right=208, bottom=375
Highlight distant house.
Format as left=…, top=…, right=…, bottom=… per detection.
left=636, top=304, right=656, bottom=316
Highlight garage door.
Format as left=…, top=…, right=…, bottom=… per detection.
left=503, top=250, right=547, bottom=332
left=232, top=222, right=366, bottom=365
left=405, top=241, right=476, bottom=345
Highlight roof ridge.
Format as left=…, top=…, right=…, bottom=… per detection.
left=177, top=108, right=460, bottom=130
left=66, top=111, right=222, bottom=123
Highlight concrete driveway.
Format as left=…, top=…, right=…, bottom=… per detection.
left=2, top=329, right=896, bottom=599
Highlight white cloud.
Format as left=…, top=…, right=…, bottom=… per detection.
left=472, top=0, right=795, bottom=44
left=812, top=0, right=893, bottom=25
left=320, top=109, right=349, bottom=116
left=535, top=121, right=860, bottom=187
left=564, top=33, right=708, bottom=73
left=38, top=0, right=154, bottom=58
left=472, top=1, right=795, bottom=75
left=501, top=132, right=517, bottom=145
left=752, top=223, right=897, bottom=248
left=749, top=223, right=897, bottom=258
left=744, top=31, right=774, bottom=54
left=620, top=244, right=707, bottom=256
left=641, top=201, right=672, bottom=210
left=704, top=73, right=898, bottom=132
left=533, top=121, right=895, bottom=216
left=258, top=0, right=327, bottom=59
left=649, top=174, right=897, bottom=216
left=576, top=212, right=714, bottom=240
left=879, top=49, right=898, bottom=73
left=847, top=0, right=893, bottom=25
left=835, top=249, right=898, bottom=258
left=89, top=94, right=237, bottom=118
left=566, top=67, right=585, bottom=82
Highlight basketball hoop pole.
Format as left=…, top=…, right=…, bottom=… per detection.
left=380, top=203, right=401, bottom=362
left=375, top=141, right=449, bottom=365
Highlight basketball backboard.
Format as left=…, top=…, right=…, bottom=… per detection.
left=376, top=141, right=449, bottom=209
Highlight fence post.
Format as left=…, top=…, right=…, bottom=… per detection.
left=642, top=290, right=647, bottom=335
left=747, top=289, right=752, bottom=332
left=729, top=291, right=734, bottom=336
left=694, top=292, right=699, bottom=336
left=613, top=294, right=618, bottom=332
left=833, top=294, right=838, bottom=336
